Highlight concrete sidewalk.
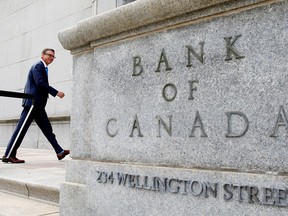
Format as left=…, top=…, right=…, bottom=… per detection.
left=0, top=147, right=69, bottom=216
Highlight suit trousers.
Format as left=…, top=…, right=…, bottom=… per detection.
left=5, top=106, right=63, bottom=157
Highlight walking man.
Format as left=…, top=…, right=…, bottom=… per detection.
left=2, top=48, right=69, bottom=163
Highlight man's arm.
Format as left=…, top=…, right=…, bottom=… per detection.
left=32, top=63, right=58, bottom=97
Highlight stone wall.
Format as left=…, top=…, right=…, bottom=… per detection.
left=59, top=0, right=288, bottom=215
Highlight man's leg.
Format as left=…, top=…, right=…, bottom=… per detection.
left=34, top=108, right=63, bottom=154
left=4, top=106, right=34, bottom=158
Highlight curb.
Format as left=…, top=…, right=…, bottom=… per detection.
left=0, top=177, right=59, bottom=204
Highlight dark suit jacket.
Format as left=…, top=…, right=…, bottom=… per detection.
left=22, top=61, right=58, bottom=108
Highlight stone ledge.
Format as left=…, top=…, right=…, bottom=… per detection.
left=58, top=0, right=231, bottom=50
left=58, top=0, right=279, bottom=52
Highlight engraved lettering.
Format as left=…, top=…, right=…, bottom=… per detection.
left=180, top=180, right=189, bottom=195
left=162, top=83, right=177, bottom=102
left=188, top=80, right=198, bottom=100
left=129, top=115, right=144, bottom=137
left=274, top=188, right=287, bottom=207
left=168, top=178, right=180, bottom=194
left=189, top=111, right=208, bottom=137
left=153, top=177, right=167, bottom=191
left=101, top=172, right=108, bottom=183
left=263, top=187, right=274, bottom=206
left=156, top=115, right=172, bottom=137
left=143, top=176, right=152, bottom=190
left=190, top=181, right=203, bottom=196
left=117, top=173, right=128, bottom=186
left=270, top=106, right=288, bottom=137
left=233, top=185, right=247, bottom=202
left=132, top=56, right=143, bottom=76
left=226, top=111, right=249, bottom=138
left=155, top=49, right=172, bottom=72
left=107, top=171, right=114, bottom=184
left=97, top=171, right=103, bottom=183
left=247, top=186, right=261, bottom=204
left=186, top=42, right=205, bottom=67
left=106, top=118, right=118, bottom=137
left=223, top=184, right=233, bottom=200
left=224, top=35, right=245, bottom=61
left=204, top=182, right=218, bottom=198
left=96, top=170, right=288, bottom=208
left=97, top=171, right=108, bottom=183
left=128, top=174, right=136, bottom=188
left=135, top=175, right=143, bottom=189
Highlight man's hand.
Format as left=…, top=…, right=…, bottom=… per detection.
left=57, top=91, right=65, bottom=98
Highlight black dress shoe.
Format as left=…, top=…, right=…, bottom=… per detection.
left=1, top=156, right=8, bottom=163
left=57, top=150, right=70, bottom=160
left=2, top=156, right=25, bottom=163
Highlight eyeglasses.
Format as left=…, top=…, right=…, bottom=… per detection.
left=44, top=53, right=56, bottom=59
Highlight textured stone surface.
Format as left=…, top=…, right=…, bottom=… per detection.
left=70, top=52, right=94, bottom=159
left=60, top=182, right=90, bottom=216
left=63, top=161, right=288, bottom=215
left=89, top=1, right=288, bottom=173
left=59, top=0, right=288, bottom=215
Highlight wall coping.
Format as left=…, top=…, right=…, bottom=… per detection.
left=58, top=0, right=277, bottom=53
left=57, top=0, right=230, bottom=51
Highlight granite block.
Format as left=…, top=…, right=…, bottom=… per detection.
left=59, top=0, right=288, bottom=215
left=83, top=1, right=288, bottom=173
left=63, top=160, right=288, bottom=215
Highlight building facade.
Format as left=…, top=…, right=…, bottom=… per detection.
left=0, top=0, right=136, bottom=150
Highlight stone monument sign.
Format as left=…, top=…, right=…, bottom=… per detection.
left=58, top=0, right=288, bottom=215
